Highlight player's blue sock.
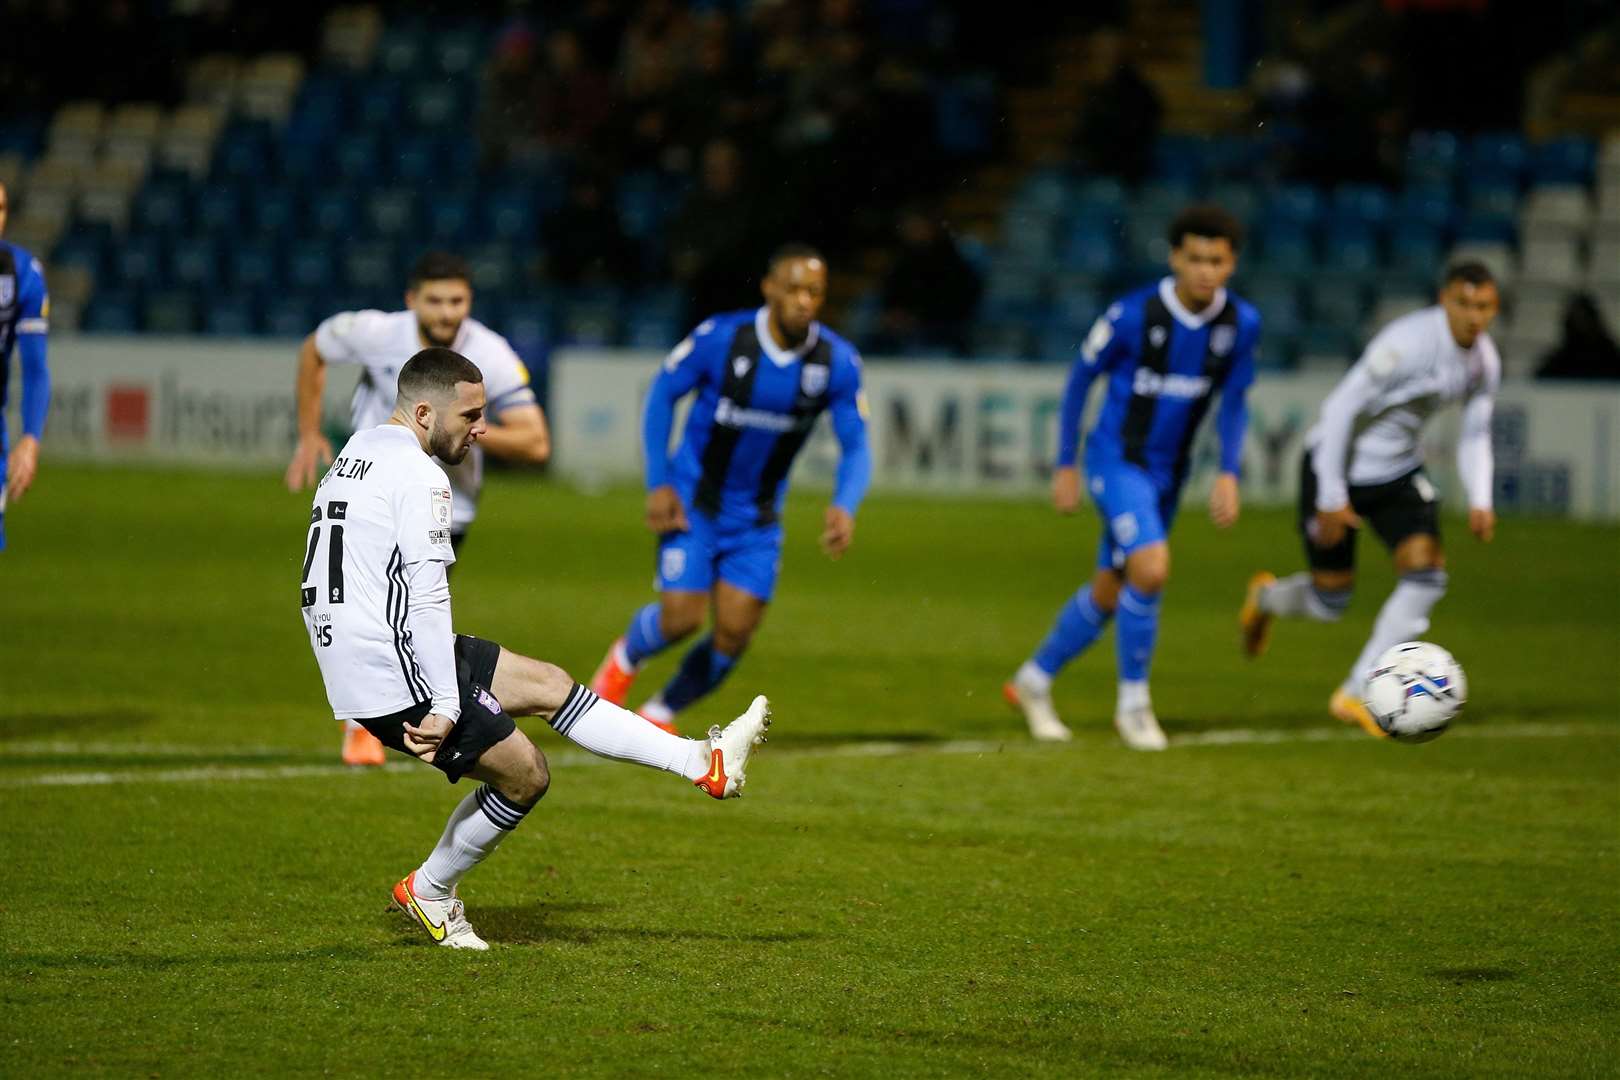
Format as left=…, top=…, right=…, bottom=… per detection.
left=1032, top=587, right=1113, bottom=676
left=658, top=636, right=738, bottom=715
left=1115, top=584, right=1161, bottom=682
left=623, top=602, right=669, bottom=666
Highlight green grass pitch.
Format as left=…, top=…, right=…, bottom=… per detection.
left=2, top=465, right=1616, bottom=1078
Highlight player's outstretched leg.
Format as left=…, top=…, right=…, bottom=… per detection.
left=341, top=718, right=387, bottom=767
left=637, top=583, right=763, bottom=734
left=496, top=647, right=771, bottom=799
left=393, top=728, right=550, bottom=950
left=1114, top=544, right=1169, bottom=751
left=638, top=635, right=737, bottom=733
left=1004, top=579, right=1116, bottom=742
left=1243, top=571, right=1353, bottom=657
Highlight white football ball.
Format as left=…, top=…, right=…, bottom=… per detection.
left=1363, top=641, right=1467, bottom=743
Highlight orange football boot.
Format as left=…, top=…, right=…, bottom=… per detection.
left=342, top=723, right=387, bottom=766
left=589, top=637, right=638, bottom=706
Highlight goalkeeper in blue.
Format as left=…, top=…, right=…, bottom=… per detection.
left=0, top=180, right=51, bottom=551
left=588, top=245, right=872, bottom=733
left=1004, top=205, right=1260, bottom=749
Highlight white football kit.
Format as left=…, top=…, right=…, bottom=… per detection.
left=301, top=424, right=460, bottom=722
left=314, top=310, right=536, bottom=533
left=1306, top=305, right=1499, bottom=511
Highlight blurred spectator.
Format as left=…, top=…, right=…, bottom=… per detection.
left=875, top=206, right=983, bottom=356
left=534, top=28, right=616, bottom=155
left=666, top=138, right=767, bottom=319
left=479, top=22, right=543, bottom=170
left=543, top=172, right=638, bottom=286
left=1069, top=28, right=1162, bottom=185
left=1537, top=295, right=1620, bottom=381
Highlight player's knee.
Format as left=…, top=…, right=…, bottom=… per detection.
left=1394, top=536, right=1444, bottom=574
left=1126, top=552, right=1170, bottom=595
left=659, top=600, right=705, bottom=641
left=712, top=622, right=754, bottom=657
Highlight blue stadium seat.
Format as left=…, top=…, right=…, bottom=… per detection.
left=262, top=296, right=315, bottom=338
left=466, top=245, right=518, bottom=294
left=287, top=249, right=337, bottom=292
left=1266, top=184, right=1324, bottom=229
left=623, top=313, right=681, bottom=350
left=933, top=74, right=996, bottom=158
left=114, top=234, right=167, bottom=290
left=1049, top=276, right=1104, bottom=328
left=502, top=302, right=555, bottom=353
left=1455, top=212, right=1516, bottom=246
left=1132, top=181, right=1193, bottom=220
left=970, top=322, right=1033, bottom=360
left=559, top=300, right=621, bottom=347
left=1255, top=223, right=1314, bottom=273
left=1466, top=132, right=1527, bottom=187
left=194, top=186, right=242, bottom=233
left=1154, top=136, right=1209, bottom=186
left=980, top=259, right=1047, bottom=321
left=365, top=188, right=418, bottom=238
left=307, top=189, right=359, bottom=236
left=1058, top=221, right=1119, bottom=275
left=202, top=292, right=260, bottom=336
left=213, top=129, right=270, bottom=180
left=344, top=242, right=397, bottom=292
left=1001, top=213, right=1058, bottom=261
left=1037, top=319, right=1088, bottom=362
left=50, top=231, right=108, bottom=276
left=1012, top=169, right=1070, bottom=218
left=82, top=290, right=140, bottom=334
left=1297, top=323, right=1356, bottom=362
left=133, top=176, right=191, bottom=234
left=1206, top=182, right=1259, bottom=226
left=1307, top=278, right=1368, bottom=327
left=375, top=25, right=429, bottom=76
left=617, top=171, right=670, bottom=241
left=354, top=79, right=404, bottom=129
left=1466, top=182, right=1518, bottom=220
left=1323, top=223, right=1380, bottom=273
left=169, top=236, right=219, bottom=288
left=1072, top=177, right=1127, bottom=214
left=248, top=186, right=299, bottom=234
left=481, top=188, right=538, bottom=242
left=1393, top=185, right=1454, bottom=234
left=431, top=28, right=485, bottom=77
left=1404, top=130, right=1460, bottom=186
left=1530, top=137, right=1595, bottom=186
left=143, top=290, right=198, bottom=334
left=409, top=83, right=465, bottom=130
left=1388, top=224, right=1444, bottom=276
left=1330, top=184, right=1393, bottom=233
left=228, top=242, right=279, bottom=291
left=426, top=189, right=477, bottom=246
left=333, top=134, right=382, bottom=184
left=278, top=138, right=328, bottom=184
left=1242, top=279, right=1303, bottom=340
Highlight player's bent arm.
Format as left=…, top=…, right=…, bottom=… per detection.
left=402, top=558, right=462, bottom=725
left=475, top=402, right=551, bottom=464
left=1310, top=364, right=1380, bottom=511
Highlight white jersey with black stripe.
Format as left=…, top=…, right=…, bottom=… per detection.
left=313, top=309, right=536, bottom=532
left=300, top=424, right=460, bottom=722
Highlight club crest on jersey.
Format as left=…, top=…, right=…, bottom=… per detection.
left=430, top=487, right=452, bottom=527
left=1210, top=325, right=1236, bottom=358
left=800, top=364, right=828, bottom=397
left=1148, top=326, right=1168, bottom=349
left=732, top=355, right=752, bottom=378
left=0, top=275, right=13, bottom=308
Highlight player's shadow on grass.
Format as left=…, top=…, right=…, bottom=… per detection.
left=0, top=709, right=158, bottom=739
left=467, top=901, right=821, bottom=947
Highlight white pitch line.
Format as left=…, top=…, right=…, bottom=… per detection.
left=0, top=723, right=1609, bottom=791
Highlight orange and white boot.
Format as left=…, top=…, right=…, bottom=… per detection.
left=1330, top=686, right=1387, bottom=738
left=694, top=695, right=772, bottom=799
left=342, top=720, right=387, bottom=766
left=390, top=871, right=488, bottom=950
left=589, top=637, right=638, bottom=706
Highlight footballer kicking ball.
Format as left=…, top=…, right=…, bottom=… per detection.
left=1363, top=641, right=1468, bottom=743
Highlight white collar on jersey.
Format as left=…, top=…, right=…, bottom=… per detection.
left=754, top=306, right=822, bottom=367
left=1158, top=277, right=1229, bottom=331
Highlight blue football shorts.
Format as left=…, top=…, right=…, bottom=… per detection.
left=655, top=508, right=784, bottom=602
left=1086, top=458, right=1181, bottom=572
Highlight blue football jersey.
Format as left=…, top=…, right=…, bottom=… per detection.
left=644, top=307, right=870, bottom=527
left=1058, top=277, right=1261, bottom=488
left=0, top=239, right=51, bottom=453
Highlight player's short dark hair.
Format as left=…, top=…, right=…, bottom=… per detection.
left=407, top=251, right=472, bottom=290
left=1443, top=260, right=1496, bottom=288
left=397, top=347, right=483, bottom=405
left=766, top=243, right=826, bottom=275
left=1168, top=204, right=1244, bottom=252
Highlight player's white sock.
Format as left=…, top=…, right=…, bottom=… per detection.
left=1347, top=568, right=1448, bottom=693
left=1014, top=660, right=1053, bottom=697
left=613, top=638, right=639, bottom=673
left=550, top=683, right=709, bottom=780
left=417, top=785, right=535, bottom=899
left=1260, top=573, right=1350, bottom=622
left=1117, top=678, right=1151, bottom=712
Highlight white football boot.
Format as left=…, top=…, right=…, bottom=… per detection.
left=391, top=872, right=489, bottom=950
left=1002, top=668, right=1073, bottom=742
left=694, top=695, right=772, bottom=799
left=1113, top=704, right=1168, bottom=751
